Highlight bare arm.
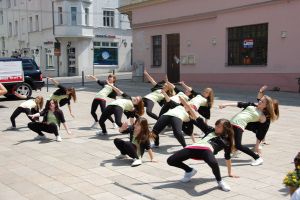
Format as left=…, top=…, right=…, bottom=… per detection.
left=0, top=83, right=7, bottom=95
left=179, top=81, right=192, bottom=92
left=148, top=149, right=155, bottom=162
left=161, top=90, right=170, bottom=102
left=179, top=96, right=199, bottom=120
left=107, top=81, right=123, bottom=96
left=144, top=70, right=157, bottom=86
left=68, top=104, right=75, bottom=118
left=257, top=85, right=267, bottom=100
left=48, top=77, right=59, bottom=87
left=13, top=91, right=27, bottom=99
left=28, top=112, right=40, bottom=118
left=219, top=103, right=238, bottom=109
left=86, top=75, right=98, bottom=81
left=62, top=122, right=72, bottom=135
left=226, top=159, right=239, bottom=178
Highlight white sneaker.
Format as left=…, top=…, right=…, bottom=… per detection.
left=91, top=121, right=98, bottom=128
left=113, top=123, right=119, bottom=129
left=251, top=157, right=263, bottom=166
left=218, top=180, right=231, bottom=192
left=131, top=158, right=142, bottom=167
left=96, top=130, right=107, bottom=135
left=150, top=143, right=159, bottom=148
left=231, top=150, right=241, bottom=158
left=34, top=135, right=46, bottom=140
left=115, top=154, right=127, bottom=159
left=56, top=135, right=62, bottom=142
left=180, top=169, right=197, bottom=183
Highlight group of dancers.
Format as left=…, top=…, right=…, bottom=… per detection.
left=3, top=71, right=280, bottom=192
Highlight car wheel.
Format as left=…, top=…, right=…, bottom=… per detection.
left=14, top=82, right=32, bottom=98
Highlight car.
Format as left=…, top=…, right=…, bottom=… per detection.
left=0, top=57, right=44, bottom=98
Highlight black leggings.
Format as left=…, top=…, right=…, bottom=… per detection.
left=28, top=122, right=59, bottom=136
left=91, top=99, right=114, bottom=123
left=10, top=107, right=34, bottom=127
left=99, top=105, right=123, bottom=133
left=167, top=148, right=222, bottom=181
left=234, top=126, right=260, bottom=160
left=143, top=98, right=159, bottom=120
left=114, top=138, right=138, bottom=159
left=152, top=115, right=186, bottom=147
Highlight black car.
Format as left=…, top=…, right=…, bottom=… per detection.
left=0, top=58, right=44, bottom=98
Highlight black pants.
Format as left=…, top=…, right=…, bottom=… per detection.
left=10, top=107, right=34, bottom=127
left=28, top=122, right=59, bottom=136
left=152, top=115, right=186, bottom=147
left=99, top=105, right=123, bottom=133
left=91, top=99, right=114, bottom=123
left=167, top=148, right=222, bottom=181
left=234, top=126, right=259, bottom=160
left=114, top=138, right=138, bottom=159
left=158, top=100, right=179, bottom=117
left=143, top=98, right=159, bottom=120
left=59, top=98, right=69, bottom=107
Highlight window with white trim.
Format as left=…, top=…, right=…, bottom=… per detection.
left=35, top=15, right=39, bottom=31
left=103, top=10, right=114, bottom=27
left=14, top=20, right=18, bottom=36
left=0, top=10, right=3, bottom=25
left=45, top=48, right=54, bottom=70
left=29, top=16, right=33, bottom=32
left=8, top=22, right=12, bottom=36
left=58, top=7, right=63, bottom=25
left=93, top=41, right=118, bottom=65
left=71, top=7, right=77, bottom=25
left=85, top=8, right=89, bottom=26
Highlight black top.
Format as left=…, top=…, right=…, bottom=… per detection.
left=193, top=117, right=231, bottom=160
left=97, top=80, right=117, bottom=99
left=120, top=125, right=151, bottom=157
left=53, top=84, right=71, bottom=105
left=40, top=108, right=66, bottom=127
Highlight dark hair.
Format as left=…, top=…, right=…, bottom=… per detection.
left=134, top=117, right=154, bottom=143
left=294, top=152, right=300, bottom=170
left=45, top=99, right=59, bottom=111
left=108, top=74, right=117, bottom=83
left=215, top=119, right=234, bottom=152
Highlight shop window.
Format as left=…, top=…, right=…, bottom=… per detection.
left=152, top=35, right=162, bottom=67
left=227, top=23, right=268, bottom=66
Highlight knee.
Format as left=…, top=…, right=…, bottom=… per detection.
left=27, top=122, right=34, bottom=129
left=167, top=155, right=176, bottom=166
left=235, top=143, right=242, bottom=150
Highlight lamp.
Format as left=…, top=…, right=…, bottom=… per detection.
left=121, top=39, right=127, bottom=48
left=67, top=41, right=71, bottom=48
left=211, top=38, right=217, bottom=46
left=35, top=49, right=39, bottom=55
left=281, top=31, right=287, bottom=38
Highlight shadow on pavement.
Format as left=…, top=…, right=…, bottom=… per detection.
left=100, top=158, right=132, bottom=167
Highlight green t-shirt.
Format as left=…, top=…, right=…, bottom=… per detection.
left=108, top=99, right=134, bottom=111
left=170, top=92, right=189, bottom=104
left=50, top=94, right=68, bottom=103
left=189, top=95, right=207, bottom=110
left=95, top=85, right=113, bottom=99
left=230, top=106, right=262, bottom=130
left=47, top=111, right=58, bottom=125
left=164, top=105, right=190, bottom=122
left=187, top=132, right=216, bottom=151
left=144, top=89, right=164, bottom=102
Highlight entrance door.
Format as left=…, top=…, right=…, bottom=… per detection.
left=67, top=47, right=77, bottom=76
left=167, top=34, right=180, bottom=83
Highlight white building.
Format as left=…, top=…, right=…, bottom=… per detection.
left=0, top=0, right=132, bottom=77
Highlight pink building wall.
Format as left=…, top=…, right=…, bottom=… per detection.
left=131, top=0, right=300, bottom=92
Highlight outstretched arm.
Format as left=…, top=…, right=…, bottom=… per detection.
left=62, top=122, right=72, bottom=135
left=144, top=70, right=157, bottom=86
left=48, top=77, right=60, bottom=87
left=0, top=83, right=7, bottom=95
left=107, top=81, right=123, bottom=96
left=86, top=75, right=98, bottom=81
left=179, top=96, right=199, bottom=120
left=219, top=103, right=238, bottom=109
left=68, top=104, right=75, bottom=118
left=226, top=160, right=239, bottom=178
left=161, top=90, right=171, bottom=102
left=257, top=85, right=267, bottom=100
left=179, top=81, right=192, bottom=92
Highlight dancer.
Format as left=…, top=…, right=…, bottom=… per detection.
left=9, top=96, right=44, bottom=129
left=143, top=70, right=173, bottom=120
left=48, top=77, right=76, bottom=117
left=167, top=97, right=237, bottom=191
left=97, top=83, right=144, bottom=135
left=219, top=94, right=277, bottom=166
left=86, top=74, right=118, bottom=128
left=0, top=83, right=7, bottom=96
left=114, top=117, right=155, bottom=167
left=28, top=99, right=71, bottom=142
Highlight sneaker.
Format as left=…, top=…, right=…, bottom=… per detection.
left=115, top=154, right=127, bottom=159
left=231, top=150, right=241, bottom=158
left=96, top=130, right=107, bottom=135
left=56, top=135, right=62, bottom=142
left=251, top=157, right=263, bottom=166
left=91, top=121, right=98, bottom=128
left=218, top=180, right=231, bottom=192
left=131, top=158, right=142, bottom=167
left=150, top=143, right=159, bottom=148
left=113, top=123, right=119, bottom=129
left=180, top=169, right=197, bottom=183
left=34, top=135, right=46, bottom=140
left=7, top=126, right=16, bottom=130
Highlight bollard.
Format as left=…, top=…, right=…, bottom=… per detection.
left=112, top=69, right=115, bottom=75
left=297, top=78, right=300, bottom=93
left=82, top=71, right=84, bottom=87
left=46, top=77, right=49, bottom=92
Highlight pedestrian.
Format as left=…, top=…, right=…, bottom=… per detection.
left=28, top=99, right=71, bottom=142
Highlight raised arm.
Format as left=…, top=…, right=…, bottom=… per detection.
left=86, top=75, right=98, bottom=81
left=257, top=85, right=267, bottom=100
left=48, top=77, right=60, bottom=87
left=0, top=83, right=7, bottom=95
left=179, top=96, right=199, bottom=120
left=144, top=70, right=157, bottom=86
left=107, top=81, right=123, bottom=96
left=179, top=81, right=192, bottom=92
left=161, top=90, right=171, bottom=102
left=219, top=103, right=239, bottom=109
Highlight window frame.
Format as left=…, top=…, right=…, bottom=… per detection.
left=152, top=35, right=162, bottom=67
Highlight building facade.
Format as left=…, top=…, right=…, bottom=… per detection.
left=120, top=0, right=300, bottom=92
left=0, top=0, right=132, bottom=77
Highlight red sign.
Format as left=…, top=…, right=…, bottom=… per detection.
left=54, top=48, right=61, bottom=56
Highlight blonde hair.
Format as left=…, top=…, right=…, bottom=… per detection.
left=35, top=96, right=44, bottom=110
left=204, top=88, right=214, bottom=108
left=263, top=95, right=277, bottom=122
left=67, top=88, right=77, bottom=102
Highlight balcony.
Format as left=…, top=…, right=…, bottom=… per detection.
left=54, top=25, right=94, bottom=38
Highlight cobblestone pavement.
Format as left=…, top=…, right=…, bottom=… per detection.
left=0, top=79, right=299, bottom=200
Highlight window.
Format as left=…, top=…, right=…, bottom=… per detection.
left=71, top=7, right=77, bottom=25
left=7, top=0, right=11, bottom=8
left=227, top=23, right=268, bottom=66
left=0, top=10, right=3, bottom=25
left=35, top=15, right=39, bottom=31
left=103, top=10, right=114, bottom=27
left=93, top=42, right=118, bottom=65
left=152, top=35, right=162, bottom=67
left=21, top=18, right=25, bottom=34
left=85, top=8, right=89, bottom=26
left=58, top=7, right=63, bottom=25
left=45, top=49, right=54, bottom=70
left=22, top=60, right=35, bottom=70
left=13, top=0, right=16, bottom=6
left=8, top=22, right=12, bottom=36
left=29, top=16, right=33, bottom=32
left=14, top=20, right=18, bottom=36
